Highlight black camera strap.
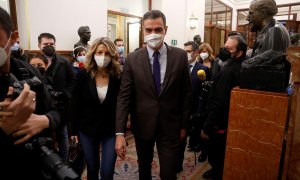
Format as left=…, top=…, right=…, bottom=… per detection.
left=0, top=74, right=10, bottom=101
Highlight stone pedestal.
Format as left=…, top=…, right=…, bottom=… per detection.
left=223, top=46, right=300, bottom=180
left=223, top=88, right=289, bottom=180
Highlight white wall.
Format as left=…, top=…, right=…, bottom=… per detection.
left=151, top=0, right=206, bottom=49
left=15, top=0, right=298, bottom=51
left=108, top=0, right=148, bottom=16
left=187, top=0, right=206, bottom=43
left=16, top=0, right=108, bottom=50
left=0, top=0, right=10, bottom=13
left=162, top=0, right=187, bottom=48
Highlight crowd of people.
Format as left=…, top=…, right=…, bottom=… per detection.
left=0, top=0, right=295, bottom=179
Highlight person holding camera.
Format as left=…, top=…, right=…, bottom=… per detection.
left=0, top=7, right=62, bottom=179
left=38, top=32, right=76, bottom=162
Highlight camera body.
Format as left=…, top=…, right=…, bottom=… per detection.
left=9, top=71, right=80, bottom=180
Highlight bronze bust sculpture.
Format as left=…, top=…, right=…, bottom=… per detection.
left=240, top=0, right=291, bottom=92
left=193, top=34, right=202, bottom=46
left=74, top=26, right=91, bottom=49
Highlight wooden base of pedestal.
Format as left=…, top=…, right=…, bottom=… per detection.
left=223, top=88, right=289, bottom=180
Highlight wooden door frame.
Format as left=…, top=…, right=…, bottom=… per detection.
left=127, top=21, right=142, bottom=53
left=205, top=25, right=228, bottom=56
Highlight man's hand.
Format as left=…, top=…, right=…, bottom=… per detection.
left=201, top=130, right=209, bottom=140
left=180, top=128, right=187, bottom=142
left=12, top=114, right=49, bottom=145
left=0, top=84, right=36, bottom=135
left=115, top=135, right=127, bottom=160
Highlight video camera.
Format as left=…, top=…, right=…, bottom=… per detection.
left=24, top=137, right=80, bottom=180
left=7, top=70, right=80, bottom=180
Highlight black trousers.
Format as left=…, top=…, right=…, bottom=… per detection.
left=177, top=136, right=187, bottom=171
left=207, top=132, right=227, bottom=180
left=135, top=133, right=180, bottom=180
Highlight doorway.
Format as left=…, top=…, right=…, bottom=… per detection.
left=107, top=10, right=143, bottom=54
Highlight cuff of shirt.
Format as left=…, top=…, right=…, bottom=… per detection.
left=116, top=133, right=125, bottom=136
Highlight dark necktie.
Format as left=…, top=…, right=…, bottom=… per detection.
left=120, top=54, right=125, bottom=65
left=153, top=51, right=161, bottom=95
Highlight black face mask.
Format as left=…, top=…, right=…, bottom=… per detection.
left=37, top=66, right=46, bottom=75
left=218, top=47, right=232, bottom=62
left=42, top=45, right=55, bottom=57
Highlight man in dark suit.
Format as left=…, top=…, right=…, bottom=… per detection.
left=201, top=35, right=248, bottom=179
left=176, top=41, right=210, bottom=172
left=115, top=10, right=192, bottom=180
left=38, top=33, right=76, bottom=161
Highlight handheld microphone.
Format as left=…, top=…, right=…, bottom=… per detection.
left=197, top=70, right=206, bottom=81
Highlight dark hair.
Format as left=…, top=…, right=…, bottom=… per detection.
left=114, top=38, right=123, bottom=45
left=143, top=10, right=166, bottom=26
left=78, top=26, right=90, bottom=36
left=228, top=35, right=248, bottom=58
left=228, top=31, right=246, bottom=41
left=184, top=41, right=199, bottom=51
left=38, top=33, right=56, bottom=45
left=73, top=46, right=87, bottom=57
left=0, top=7, right=13, bottom=37
left=251, top=0, right=278, bottom=17
left=28, top=53, right=48, bottom=66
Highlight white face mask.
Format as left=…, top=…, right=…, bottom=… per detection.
left=0, top=35, right=11, bottom=67
left=200, top=52, right=209, bottom=60
left=144, top=33, right=163, bottom=49
left=77, top=56, right=86, bottom=62
left=187, top=52, right=192, bottom=61
left=94, top=55, right=111, bottom=68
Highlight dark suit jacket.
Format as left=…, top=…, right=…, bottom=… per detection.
left=71, top=70, right=120, bottom=138
left=116, top=44, right=192, bottom=140
left=203, top=58, right=242, bottom=135
left=190, top=62, right=210, bottom=114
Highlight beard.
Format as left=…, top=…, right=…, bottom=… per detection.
left=248, top=18, right=262, bottom=32
left=249, top=23, right=259, bottom=32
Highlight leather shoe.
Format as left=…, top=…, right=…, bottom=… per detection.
left=202, top=169, right=213, bottom=179
left=198, top=152, right=207, bottom=162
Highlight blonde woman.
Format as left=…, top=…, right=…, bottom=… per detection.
left=71, top=37, right=121, bottom=180
left=198, top=43, right=215, bottom=71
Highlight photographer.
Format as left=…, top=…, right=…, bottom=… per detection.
left=38, top=32, right=76, bottom=162
left=0, top=7, right=61, bottom=179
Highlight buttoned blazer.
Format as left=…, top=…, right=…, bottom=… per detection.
left=116, top=44, right=192, bottom=140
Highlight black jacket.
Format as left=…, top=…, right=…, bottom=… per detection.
left=45, top=54, right=76, bottom=121
left=190, top=62, right=211, bottom=114
left=0, top=57, right=61, bottom=179
left=71, top=70, right=121, bottom=138
left=10, top=57, right=60, bottom=132
left=203, top=58, right=242, bottom=135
